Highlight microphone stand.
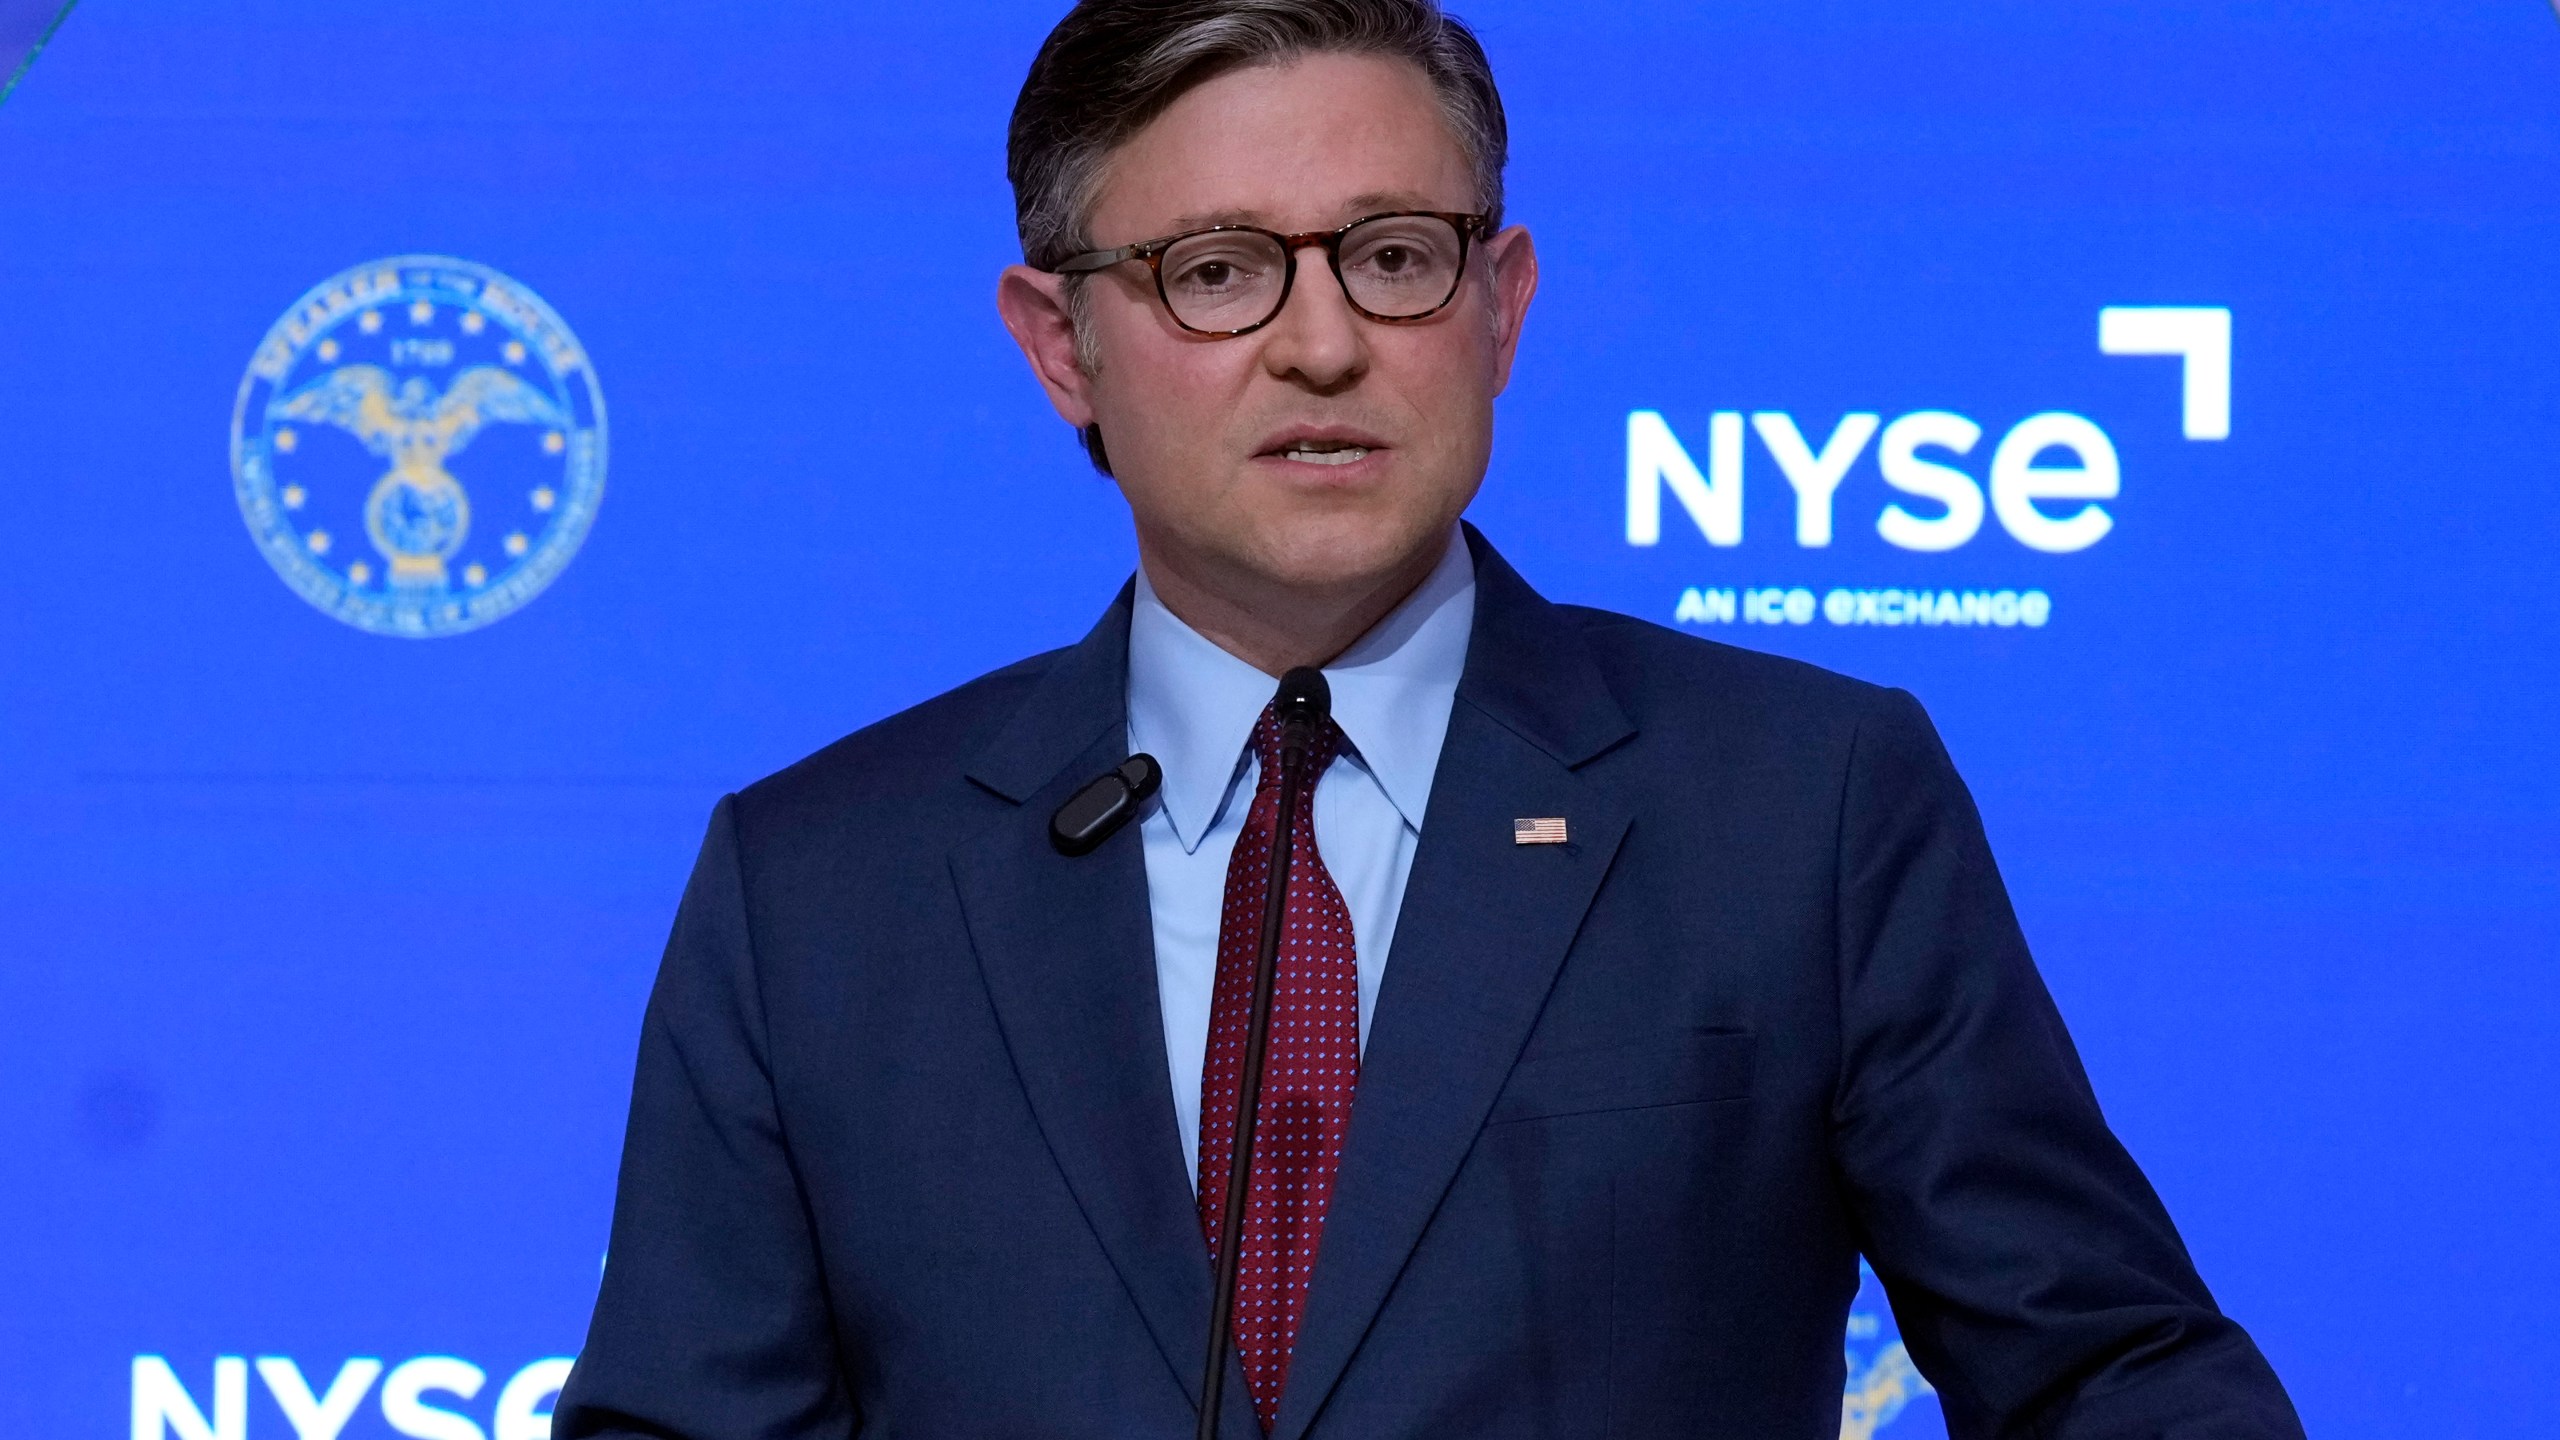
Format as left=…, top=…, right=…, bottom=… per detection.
left=1198, top=667, right=1328, bottom=1440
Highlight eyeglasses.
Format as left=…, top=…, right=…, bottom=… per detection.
left=1049, top=210, right=1490, bottom=338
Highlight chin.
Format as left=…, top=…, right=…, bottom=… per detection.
left=1247, top=510, right=1447, bottom=592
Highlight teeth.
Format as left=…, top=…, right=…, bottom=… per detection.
left=1282, top=446, right=1369, bottom=465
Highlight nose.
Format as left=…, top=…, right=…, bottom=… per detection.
left=1255, top=241, right=1369, bottom=393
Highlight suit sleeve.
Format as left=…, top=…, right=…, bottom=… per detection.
left=554, top=795, right=858, bottom=1440
left=1829, top=690, right=2301, bottom=1440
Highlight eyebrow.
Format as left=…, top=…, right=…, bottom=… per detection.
left=1163, top=191, right=1442, bottom=232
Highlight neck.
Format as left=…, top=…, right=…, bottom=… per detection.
left=1138, top=533, right=1452, bottom=677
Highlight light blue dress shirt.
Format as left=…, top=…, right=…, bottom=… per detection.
left=1127, top=529, right=1477, bottom=1190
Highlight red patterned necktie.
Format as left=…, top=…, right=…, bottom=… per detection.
left=1197, top=705, right=1362, bottom=1432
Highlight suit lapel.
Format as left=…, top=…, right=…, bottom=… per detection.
left=946, top=544, right=1638, bottom=1439
left=949, top=589, right=1250, bottom=1428
left=1272, top=536, right=1638, bottom=1440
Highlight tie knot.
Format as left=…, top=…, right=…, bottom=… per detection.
left=1250, top=702, right=1341, bottom=793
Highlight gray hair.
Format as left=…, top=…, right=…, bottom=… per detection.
left=1007, top=0, right=1509, bottom=272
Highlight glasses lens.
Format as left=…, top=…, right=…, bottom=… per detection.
left=1159, top=229, right=1289, bottom=332
left=1338, top=214, right=1466, bottom=318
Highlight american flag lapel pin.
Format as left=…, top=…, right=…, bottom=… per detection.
left=1513, top=816, right=1569, bottom=846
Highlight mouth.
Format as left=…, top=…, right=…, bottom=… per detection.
left=1280, top=442, right=1371, bottom=466
left=1257, top=427, right=1390, bottom=469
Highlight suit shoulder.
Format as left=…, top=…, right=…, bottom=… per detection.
left=1555, top=602, right=1908, bottom=725
left=727, top=644, right=1064, bottom=835
left=1552, top=603, right=1954, bottom=818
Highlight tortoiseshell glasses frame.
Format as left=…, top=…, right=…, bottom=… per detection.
left=1047, top=210, right=1492, bottom=338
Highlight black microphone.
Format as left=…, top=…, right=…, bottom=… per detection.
left=1050, top=753, right=1162, bottom=856
left=1198, top=665, right=1329, bottom=1440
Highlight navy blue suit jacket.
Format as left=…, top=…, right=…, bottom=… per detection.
left=557, top=532, right=2300, bottom=1440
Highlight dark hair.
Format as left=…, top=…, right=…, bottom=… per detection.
left=1006, top=0, right=1508, bottom=475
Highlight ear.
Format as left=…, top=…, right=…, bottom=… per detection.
left=1481, top=224, right=1540, bottom=397
left=996, top=263, right=1098, bottom=428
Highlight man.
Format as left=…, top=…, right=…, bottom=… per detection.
left=556, top=2, right=2303, bottom=1436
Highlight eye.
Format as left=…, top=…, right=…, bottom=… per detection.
left=1182, top=259, right=1240, bottom=290
left=1163, top=239, right=1274, bottom=296
left=1341, top=219, right=1460, bottom=290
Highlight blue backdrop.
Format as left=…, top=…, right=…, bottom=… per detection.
left=4, top=2, right=2557, bottom=1437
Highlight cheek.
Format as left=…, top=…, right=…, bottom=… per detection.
left=1388, top=329, right=1498, bottom=451
left=1091, top=319, right=1240, bottom=451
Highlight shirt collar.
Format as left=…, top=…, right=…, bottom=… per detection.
left=1127, top=527, right=1477, bottom=854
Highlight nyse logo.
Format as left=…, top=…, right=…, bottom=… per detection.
left=132, top=1355, right=569, bottom=1440
left=1626, top=306, right=2230, bottom=557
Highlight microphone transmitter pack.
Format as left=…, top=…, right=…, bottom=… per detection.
left=1050, top=753, right=1163, bottom=856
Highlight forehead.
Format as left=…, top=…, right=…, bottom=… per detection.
left=1087, top=51, right=1475, bottom=239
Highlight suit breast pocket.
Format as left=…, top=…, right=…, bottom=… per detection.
left=1487, top=1028, right=1755, bottom=1124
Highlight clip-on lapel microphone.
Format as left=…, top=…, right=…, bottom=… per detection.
left=1050, top=752, right=1163, bottom=856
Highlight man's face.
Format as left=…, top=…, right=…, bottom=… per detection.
left=1001, top=51, right=1537, bottom=612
